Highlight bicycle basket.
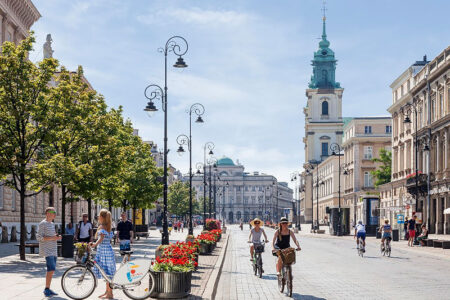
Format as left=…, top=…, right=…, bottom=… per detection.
left=75, top=250, right=88, bottom=264
left=279, top=248, right=296, bottom=265
left=255, top=244, right=265, bottom=253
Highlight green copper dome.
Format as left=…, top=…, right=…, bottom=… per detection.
left=217, top=157, right=235, bottom=166
left=308, top=17, right=341, bottom=89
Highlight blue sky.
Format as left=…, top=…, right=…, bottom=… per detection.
left=31, top=0, right=450, bottom=187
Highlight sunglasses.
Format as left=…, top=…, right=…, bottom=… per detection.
left=48, top=210, right=56, bottom=214
left=254, top=222, right=260, bottom=224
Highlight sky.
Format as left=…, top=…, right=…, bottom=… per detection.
left=30, top=0, right=450, bottom=188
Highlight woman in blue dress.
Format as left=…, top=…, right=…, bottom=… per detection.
left=90, top=209, right=116, bottom=299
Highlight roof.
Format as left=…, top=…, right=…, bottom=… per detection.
left=217, top=157, right=235, bottom=166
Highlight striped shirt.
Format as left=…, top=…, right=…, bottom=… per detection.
left=37, top=219, right=57, bottom=257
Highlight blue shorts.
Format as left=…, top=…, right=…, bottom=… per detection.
left=357, top=232, right=366, bottom=240
left=45, top=256, right=57, bottom=272
left=383, top=233, right=392, bottom=240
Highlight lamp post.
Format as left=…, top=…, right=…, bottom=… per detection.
left=305, top=161, right=320, bottom=231
left=144, top=36, right=188, bottom=245
left=330, top=143, right=343, bottom=236
left=403, top=99, right=421, bottom=214
left=176, top=103, right=204, bottom=235
left=291, top=171, right=301, bottom=229
left=207, top=157, right=218, bottom=219
left=199, top=142, right=214, bottom=229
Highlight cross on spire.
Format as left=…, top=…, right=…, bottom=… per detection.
left=321, top=0, right=327, bottom=21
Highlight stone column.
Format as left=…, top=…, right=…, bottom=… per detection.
left=445, top=195, right=450, bottom=234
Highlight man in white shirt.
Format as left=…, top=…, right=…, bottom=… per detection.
left=354, top=220, right=366, bottom=252
left=75, top=213, right=93, bottom=243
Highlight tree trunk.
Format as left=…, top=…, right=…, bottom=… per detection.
left=61, top=185, right=66, bottom=234
left=108, top=199, right=112, bottom=212
left=122, top=200, right=127, bottom=212
left=19, top=173, right=26, bottom=260
left=87, top=198, right=92, bottom=222
left=132, top=206, right=136, bottom=232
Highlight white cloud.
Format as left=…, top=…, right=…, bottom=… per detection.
left=137, top=7, right=255, bottom=26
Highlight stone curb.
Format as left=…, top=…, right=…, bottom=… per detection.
left=202, top=232, right=230, bottom=300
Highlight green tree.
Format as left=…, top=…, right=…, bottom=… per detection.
left=32, top=66, right=108, bottom=233
left=168, top=181, right=196, bottom=218
left=0, top=35, right=60, bottom=260
left=195, top=196, right=210, bottom=217
left=371, top=149, right=392, bottom=187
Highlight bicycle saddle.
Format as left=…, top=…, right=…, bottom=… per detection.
left=120, top=250, right=133, bottom=255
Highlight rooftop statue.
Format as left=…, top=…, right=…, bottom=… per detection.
left=43, top=34, right=54, bottom=59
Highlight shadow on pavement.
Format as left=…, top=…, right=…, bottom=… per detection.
left=261, top=274, right=278, bottom=280
left=292, top=292, right=326, bottom=300
left=384, top=256, right=410, bottom=260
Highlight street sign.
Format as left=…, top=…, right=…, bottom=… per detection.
left=397, top=214, right=404, bottom=224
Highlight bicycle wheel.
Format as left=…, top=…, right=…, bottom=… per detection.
left=286, top=265, right=293, bottom=297
left=61, top=265, right=97, bottom=300
left=253, top=256, right=257, bottom=276
left=123, top=271, right=155, bottom=300
left=278, top=267, right=285, bottom=293
left=257, top=255, right=263, bottom=278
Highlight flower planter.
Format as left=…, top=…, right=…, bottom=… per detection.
left=155, top=248, right=163, bottom=259
left=150, top=270, right=192, bottom=299
left=199, top=243, right=213, bottom=254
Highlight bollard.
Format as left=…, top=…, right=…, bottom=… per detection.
left=10, top=226, right=17, bottom=242
left=1, top=226, right=8, bottom=243
left=30, top=225, right=37, bottom=240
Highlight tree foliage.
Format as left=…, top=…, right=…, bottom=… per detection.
left=371, top=149, right=392, bottom=187
left=167, top=181, right=196, bottom=218
left=0, top=34, right=60, bottom=259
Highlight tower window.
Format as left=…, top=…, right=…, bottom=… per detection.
left=364, top=126, right=372, bottom=134
left=321, top=142, right=328, bottom=158
left=321, top=101, right=329, bottom=116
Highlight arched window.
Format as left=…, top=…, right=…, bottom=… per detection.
left=322, top=101, right=329, bottom=115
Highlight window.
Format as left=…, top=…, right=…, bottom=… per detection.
left=364, top=146, right=373, bottom=159
left=400, top=85, right=404, bottom=97
left=407, top=80, right=410, bottom=91
left=385, top=125, right=392, bottom=134
left=364, top=126, right=372, bottom=134
left=321, top=142, right=328, bottom=157
left=321, top=101, right=329, bottom=115
left=439, top=93, right=444, bottom=117
left=364, top=172, right=373, bottom=187
left=251, top=186, right=255, bottom=191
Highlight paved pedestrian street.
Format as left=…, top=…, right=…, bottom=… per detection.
left=216, top=225, right=450, bottom=300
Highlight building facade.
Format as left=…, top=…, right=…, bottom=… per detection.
left=379, top=47, right=450, bottom=234
left=0, top=0, right=40, bottom=45
left=342, top=117, right=392, bottom=225
left=191, top=157, right=294, bottom=224
left=302, top=15, right=344, bottom=224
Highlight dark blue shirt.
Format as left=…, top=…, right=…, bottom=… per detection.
left=408, top=219, right=416, bottom=230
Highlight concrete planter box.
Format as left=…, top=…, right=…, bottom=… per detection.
left=150, top=270, right=192, bottom=299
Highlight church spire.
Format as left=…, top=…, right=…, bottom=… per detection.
left=308, top=2, right=341, bottom=89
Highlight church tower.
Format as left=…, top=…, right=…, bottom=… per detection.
left=303, top=13, right=343, bottom=164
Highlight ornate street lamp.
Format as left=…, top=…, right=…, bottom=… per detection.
left=176, top=103, right=205, bottom=235
left=144, top=36, right=188, bottom=245
left=330, top=142, right=343, bottom=236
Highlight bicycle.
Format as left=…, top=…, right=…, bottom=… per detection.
left=61, top=246, right=154, bottom=300
left=381, top=237, right=391, bottom=257
left=274, top=247, right=298, bottom=297
left=357, top=237, right=365, bottom=257
left=248, top=241, right=266, bottom=278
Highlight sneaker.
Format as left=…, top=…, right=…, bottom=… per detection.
left=48, top=289, right=58, bottom=296
left=43, top=289, right=52, bottom=297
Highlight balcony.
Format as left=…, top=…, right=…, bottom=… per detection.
left=405, top=173, right=435, bottom=195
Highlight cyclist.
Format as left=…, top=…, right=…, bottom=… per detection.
left=248, top=218, right=268, bottom=261
left=272, top=217, right=301, bottom=276
left=354, top=220, right=366, bottom=252
left=379, top=219, right=392, bottom=251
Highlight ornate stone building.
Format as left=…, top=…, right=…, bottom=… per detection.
left=0, top=0, right=40, bottom=44
left=342, top=117, right=392, bottom=227
left=191, top=157, right=293, bottom=224
left=379, top=47, right=450, bottom=234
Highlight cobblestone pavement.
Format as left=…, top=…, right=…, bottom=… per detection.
left=216, top=225, right=450, bottom=300
left=0, top=226, right=212, bottom=299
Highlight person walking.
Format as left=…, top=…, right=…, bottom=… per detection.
left=37, top=207, right=61, bottom=297
left=408, top=215, right=417, bottom=247
left=90, top=209, right=116, bottom=299
left=75, top=213, right=93, bottom=243
left=404, top=217, right=409, bottom=240
left=117, top=211, right=134, bottom=253
left=180, top=221, right=184, bottom=233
